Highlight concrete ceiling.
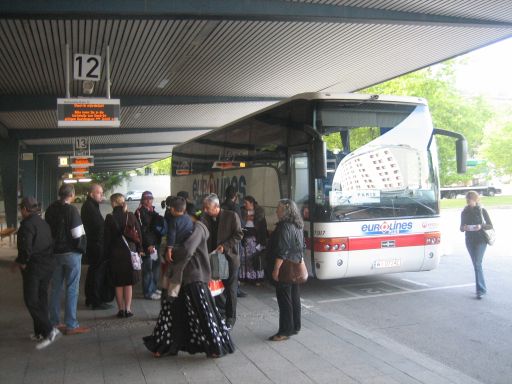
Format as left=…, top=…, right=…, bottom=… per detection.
left=1, top=0, right=511, bottom=173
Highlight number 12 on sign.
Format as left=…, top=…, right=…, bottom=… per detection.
left=74, top=54, right=101, bottom=81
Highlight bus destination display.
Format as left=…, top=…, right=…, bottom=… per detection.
left=57, top=98, right=120, bottom=127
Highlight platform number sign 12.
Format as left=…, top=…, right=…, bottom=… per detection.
left=73, top=54, right=101, bottom=81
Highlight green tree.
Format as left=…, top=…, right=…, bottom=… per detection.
left=482, top=108, right=512, bottom=175
left=135, top=157, right=172, bottom=176
left=362, top=62, right=493, bottom=185
left=91, top=172, right=131, bottom=194
left=150, top=157, right=172, bottom=175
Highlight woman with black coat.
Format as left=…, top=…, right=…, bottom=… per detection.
left=460, top=191, right=494, bottom=299
left=103, top=193, right=142, bottom=317
left=268, top=198, right=305, bottom=341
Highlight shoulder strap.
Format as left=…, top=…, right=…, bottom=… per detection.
left=479, top=207, right=487, bottom=225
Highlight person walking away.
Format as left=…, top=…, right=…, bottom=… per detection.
left=460, top=191, right=494, bottom=299
left=268, top=199, right=304, bottom=341
left=45, top=184, right=90, bottom=335
left=201, top=193, right=243, bottom=330
left=81, top=183, right=111, bottom=310
left=164, top=196, right=194, bottom=300
left=220, top=186, right=242, bottom=219
left=177, top=191, right=196, bottom=216
left=220, top=186, right=247, bottom=298
left=12, top=196, right=61, bottom=349
left=104, top=193, right=142, bottom=317
left=143, top=212, right=234, bottom=358
left=239, top=195, right=268, bottom=284
left=135, top=191, right=163, bottom=300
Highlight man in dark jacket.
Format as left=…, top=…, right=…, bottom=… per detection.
left=81, top=183, right=110, bottom=309
left=202, top=193, right=243, bottom=329
left=135, top=190, right=163, bottom=300
left=45, top=184, right=90, bottom=335
left=13, top=196, right=61, bottom=349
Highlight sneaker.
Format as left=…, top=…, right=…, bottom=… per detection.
left=155, top=289, right=162, bottom=295
left=36, top=328, right=61, bottom=350
left=65, top=326, right=91, bottom=335
left=30, top=333, right=44, bottom=342
left=149, top=292, right=161, bottom=300
left=237, top=290, right=247, bottom=298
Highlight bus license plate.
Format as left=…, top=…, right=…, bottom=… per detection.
left=374, top=259, right=401, bottom=269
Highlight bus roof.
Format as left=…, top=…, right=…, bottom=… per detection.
left=172, top=92, right=427, bottom=151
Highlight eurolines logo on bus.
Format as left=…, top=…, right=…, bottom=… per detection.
left=361, top=221, right=413, bottom=235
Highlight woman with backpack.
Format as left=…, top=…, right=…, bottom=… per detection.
left=103, top=193, right=142, bottom=317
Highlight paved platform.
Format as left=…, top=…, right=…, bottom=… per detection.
left=0, top=245, right=482, bottom=384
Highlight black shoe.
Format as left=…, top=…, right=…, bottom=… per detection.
left=237, top=290, right=247, bottom=298
left=124, top=310, right=134, bottom=318
left=116, top=310, right=125, bottom=318
left=91, top=303, right=113, bottom=310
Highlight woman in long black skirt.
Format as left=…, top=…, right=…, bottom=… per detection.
left=143, top=214, right=234, bottom=358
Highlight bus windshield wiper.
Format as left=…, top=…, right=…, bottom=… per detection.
left=385, top=190, right=437, bottom=214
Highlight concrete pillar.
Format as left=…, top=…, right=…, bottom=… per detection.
left=0, top=138, right=19, bottom=227
left=20, top=152, right=36, bottom=198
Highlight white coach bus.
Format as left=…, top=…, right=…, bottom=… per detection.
left=171, top=93, right=467, bottom=279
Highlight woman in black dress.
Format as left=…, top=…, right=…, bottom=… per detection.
left=143, top=213, right=234, bottom=358
left=103, top=193, right=142, bottom=318
left=239, top=195, right=268, bottom=283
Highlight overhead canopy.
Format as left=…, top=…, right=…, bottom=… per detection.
left=1, top=0, right=511, bottom=172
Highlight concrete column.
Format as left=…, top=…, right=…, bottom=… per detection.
left=0, top=138, right=19, bottom=227
left=20, top=152, right=36, bottom=198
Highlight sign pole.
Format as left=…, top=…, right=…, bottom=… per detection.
left=106, top=45, right=111, bottom=99
left=65, top=44, right=71, bottom=98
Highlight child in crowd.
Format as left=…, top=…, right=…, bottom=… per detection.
left=163, top=196, right=194, bottom=300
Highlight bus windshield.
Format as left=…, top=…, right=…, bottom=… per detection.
left=313, top=103, right=439, bottom=221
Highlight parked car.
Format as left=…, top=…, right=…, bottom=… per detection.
left=126, top=190, right=143, bottom=201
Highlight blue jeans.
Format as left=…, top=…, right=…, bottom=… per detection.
left=466, top=239, right=487, bottom=295
left=142, top=255, right=160, bottom=298
left=49, top=252, right=82, bottom=329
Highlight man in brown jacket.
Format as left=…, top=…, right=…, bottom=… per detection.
left=202, top=193, right=243, bottom=330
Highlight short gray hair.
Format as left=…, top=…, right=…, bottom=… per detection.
left=203, top=193, right=220, bottom=207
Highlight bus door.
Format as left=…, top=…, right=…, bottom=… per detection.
left=289, top=150, right=315, bottom=276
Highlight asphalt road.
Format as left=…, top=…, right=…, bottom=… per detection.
left=297, top=207, right=511, bottom=384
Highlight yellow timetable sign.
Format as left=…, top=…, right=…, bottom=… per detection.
left=57, top=98, right=120, bottom=127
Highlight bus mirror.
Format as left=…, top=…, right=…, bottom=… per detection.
left=456, top=138, right=467, bottom=174
left=314, top=139, right=327, bottom=179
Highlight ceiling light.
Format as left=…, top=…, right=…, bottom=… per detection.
left=63, top=178, right=77, bottom=184
left=78, top=178, right=92, bottom=183
left=157, top=79, right=169, bottom=89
